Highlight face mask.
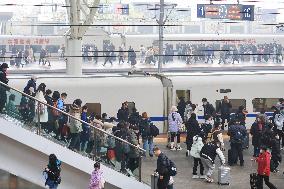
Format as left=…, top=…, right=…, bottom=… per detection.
left=260, top=149, right=263, bottom=153
left=276, top=135, right=280, bottom=140
left=203, top=102, right=206, bottom=106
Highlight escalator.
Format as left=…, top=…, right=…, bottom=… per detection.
left=0, top=81, right=149, bottom=189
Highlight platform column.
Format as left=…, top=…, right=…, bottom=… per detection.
left=66, top=38, right=83, bottom=75
left=64, top=0, right=101, bottom=75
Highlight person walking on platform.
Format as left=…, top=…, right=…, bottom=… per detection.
left=168, top=106, right=183, bottom=151
left=185, top=113, right=201, bottom=156
left=103, top=47, right=113, bottom=66
left=44, top=154, right=61, bottom=189
left=253, top=146, right=277, bottom=189
left=139, top=112, right=154, bottom=157
left=250, top=116, right=266, bottom=157
left=118, top=45, right=125, bottom=64
left=88, top=162, right=105, bottom=189
left=0, top=63, right=9, bottom=113
left=154, top=147, right=175, bottom=189
left=190, top=135, right=205, bottom=179
left=228, top=119, right=247, bottom=166
left=200, top=142, right=225, bottom=183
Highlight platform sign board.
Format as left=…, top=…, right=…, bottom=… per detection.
left=197, top=4, right=254, bottom=21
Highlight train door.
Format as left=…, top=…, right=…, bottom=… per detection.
left=175, top=90, right=191, bottom=122
left=175, top=90, right=190, bottom=104
left=84, top=103, right=101, bottom=117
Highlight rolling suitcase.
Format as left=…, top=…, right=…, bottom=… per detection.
left=250, top=173, right=258, bottom=189
left=218, top=166, right=230, bottom=185
left=151, top=173, right=158, bottom=189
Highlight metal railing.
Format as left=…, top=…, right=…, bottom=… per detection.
left=0, top=81, right=146, bottom=182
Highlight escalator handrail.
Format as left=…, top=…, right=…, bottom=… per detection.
left=0, top=81, right=146, bottom=153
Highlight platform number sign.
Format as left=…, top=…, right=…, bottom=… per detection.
left=242, top=5, right=254, bottom=21
left=197, top=4, right=254, bottom=21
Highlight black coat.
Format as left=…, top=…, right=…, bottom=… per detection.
left=156, top=153, right=170, bottom=188
left=117, top=107, right=129, bottom=122
left=250, top=122, right=265, bottom=147
left=24, top=79, right=36, bottom=94
left=0, top=70, right=8, bottom=84
left=203, top=103, right=216, bottom=118
left=186, top=118, right=201, bottom=141
left=228, top=124, right=247, bottom=144
left=271, top=138, right=282, bottom=162
left=0, top=70, right=8, bottom=107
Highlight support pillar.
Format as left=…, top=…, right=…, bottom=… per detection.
left=158, top=0, right=165, bottom=73
left=66, top=38, right=83, bottom=75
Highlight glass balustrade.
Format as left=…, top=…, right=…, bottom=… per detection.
left=0, top=81, right=145, bottom=182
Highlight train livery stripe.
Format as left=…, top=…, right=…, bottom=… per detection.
left=150, top=112, right=273, bottom=122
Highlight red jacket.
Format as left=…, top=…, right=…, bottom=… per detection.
left=257, top=151, right=271, bottom=176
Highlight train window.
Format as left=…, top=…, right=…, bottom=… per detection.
left=8, top=45, right=24, bottom=52
left=30, top=45, right=42, bottom=53
left=252, top=98, right=279, bottom=112
left=216, top=99, right=246, bottom=113
left=176, top=90, right=190, bottom=104
left=46, top=45, right=60, bottom=53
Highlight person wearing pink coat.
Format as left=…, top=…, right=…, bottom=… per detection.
left=88, top=162, right=105, bottom=189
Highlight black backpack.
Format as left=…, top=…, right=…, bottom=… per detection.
left=232, top=127, right=244, bottom=144
left=167, top=158, right=177, bottom=176
left=150, top=123, right=159, bottom=137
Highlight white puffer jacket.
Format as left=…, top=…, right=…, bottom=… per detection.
left=190, top=136, right=204, bottom=158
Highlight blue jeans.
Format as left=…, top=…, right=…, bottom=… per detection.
left=46, top=179, right=58, bottom=189
left=142, top=137, right=153, bottom=156
left=254, top=146, right=260, bottom=157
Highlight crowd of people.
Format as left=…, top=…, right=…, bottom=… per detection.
left=81, top=42, right=284, bottom=66
left=0, top=45, right=67, bottom=68
left=0, top=67, right=162, bottom=179
left=167, top=95, right=284, bottom=188
left=2, top=62, right=284, bottom=188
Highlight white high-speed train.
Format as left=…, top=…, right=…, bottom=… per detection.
left=7, top=71, right=284, bottom=132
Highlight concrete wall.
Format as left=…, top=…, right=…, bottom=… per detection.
left=0, top=117, right=150, bottom=189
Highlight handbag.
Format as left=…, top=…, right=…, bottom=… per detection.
left=178, top=123, right=186, bottom=133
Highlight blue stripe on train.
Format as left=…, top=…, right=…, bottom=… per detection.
left=150, top=112, right=273, bottom=122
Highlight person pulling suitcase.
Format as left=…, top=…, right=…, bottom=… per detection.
left=200, top=142, right=226, bottom=183
left=252, top=146, right=277, bottom=189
